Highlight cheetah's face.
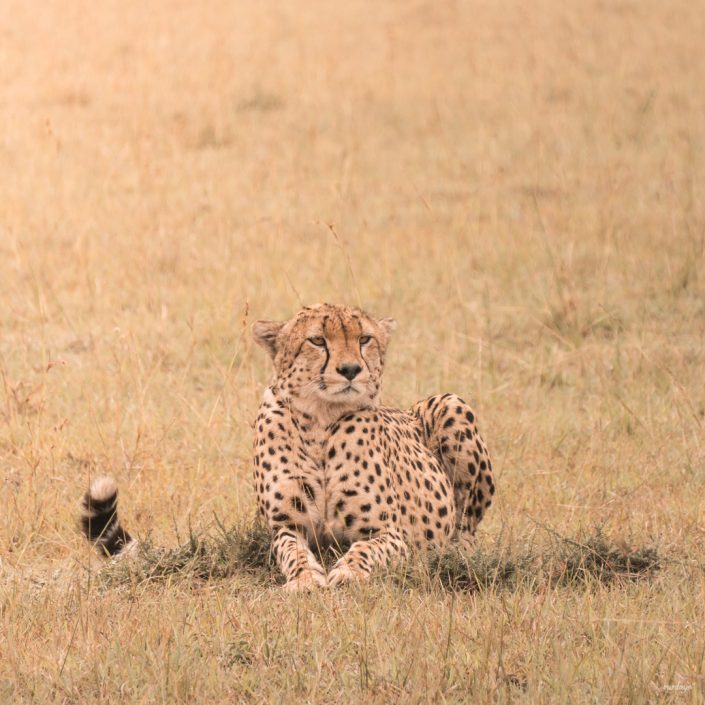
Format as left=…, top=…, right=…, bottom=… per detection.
left=252, top=304, right=396, bottom=412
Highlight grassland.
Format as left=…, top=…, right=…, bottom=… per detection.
left=1, top=0, right=704, bottom=702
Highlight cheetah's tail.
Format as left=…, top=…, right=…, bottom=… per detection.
left=80, top=476, right=137, bottom=557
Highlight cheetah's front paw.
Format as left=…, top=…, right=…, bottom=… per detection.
left=283, top=569, right=327, bottom=592
left=327, top=563, right=368, bottom=587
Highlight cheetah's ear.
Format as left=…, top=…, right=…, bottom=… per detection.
left=252, top=320, right=285, bottom=359
left=377, top=318, right=397, bottom=343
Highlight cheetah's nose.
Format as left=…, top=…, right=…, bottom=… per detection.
left=336, top=363, right=362, bottom=381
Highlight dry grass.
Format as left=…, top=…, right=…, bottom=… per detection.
left=1, top=0, right=705, bottom=702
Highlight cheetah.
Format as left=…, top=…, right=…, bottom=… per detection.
left=78, top=303, right=495, bottom=590
left=252, top=303, right=494, bottom=590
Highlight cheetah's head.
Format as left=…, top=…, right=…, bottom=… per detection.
left=252, top=303, right=396, bottom=418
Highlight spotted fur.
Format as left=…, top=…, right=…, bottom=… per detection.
left=252, top=303, right=494, bottom=590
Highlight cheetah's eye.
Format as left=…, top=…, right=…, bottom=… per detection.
left=308, top=336, right=326, bottom=347
left=359, top=336, right=372, bottom=345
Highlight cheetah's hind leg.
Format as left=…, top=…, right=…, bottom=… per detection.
left=413, top=393, right=495, bottom=543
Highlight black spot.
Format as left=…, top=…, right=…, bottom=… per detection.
left=438, top=506, right=448, bottom=517
left=291, top=496, right=305, bottom=512
left=344, top=514, right=355, bottom=527
left=424, top=529, right=434, bottom=541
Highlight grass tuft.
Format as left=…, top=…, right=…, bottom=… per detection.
left=549, top=530, right=661, bottom=586
left=99, top=525, right=660, bottom=592
left=415, top=529, right=660, bottom=593
left=100, top=521, right=278, bottom=587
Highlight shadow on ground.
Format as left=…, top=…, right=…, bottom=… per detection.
left=98, top=522, right=661, bottom=592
